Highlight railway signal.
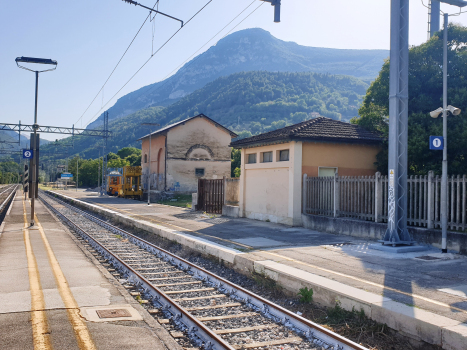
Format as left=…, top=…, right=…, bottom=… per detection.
left=23, top=164, right=29, bottom=199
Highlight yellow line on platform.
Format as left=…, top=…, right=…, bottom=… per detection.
left=22, top=199, right=52, bottom=350
left=34, top=212, right=97, bottom=350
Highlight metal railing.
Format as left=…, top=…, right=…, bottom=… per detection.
left=303, top=172, right=467, bottom=231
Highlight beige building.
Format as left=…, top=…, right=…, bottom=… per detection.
left=230, top=117, right=382, bottom=226
left=138, top=114, right=237, bottom=193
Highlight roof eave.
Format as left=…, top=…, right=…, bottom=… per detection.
left=230, top=135, right=383, bottom=148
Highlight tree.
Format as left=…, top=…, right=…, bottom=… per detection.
left=107, top=158, right=130, bottom=168
left=117, top=147, right=141, bottom=159
left=352, top=24, right=467, bottom=175
left=125, top=154, right=141, bottom=166
left=106, top=152, right=119, bottom=161
left=231, top=148, right=241, bottom=177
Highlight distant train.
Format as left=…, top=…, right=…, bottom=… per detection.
left=106, top=166, right=143, bottom=200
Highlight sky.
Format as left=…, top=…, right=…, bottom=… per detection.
left=1, top=0, right=467, bottom=141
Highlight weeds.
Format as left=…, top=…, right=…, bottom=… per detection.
left=251, top=271, right=283, bottom=296
left=325, top=301, right=366, bottom=326
left=298, top=286, right=313, bottom=303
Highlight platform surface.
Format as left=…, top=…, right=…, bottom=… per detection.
left=0, top=191, right=181, bottom=350
left=55, top=189, right=467, bottom=325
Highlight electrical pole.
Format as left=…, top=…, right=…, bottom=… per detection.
left=382, top=0, right=412, bottom=246
left=141, top=123, right=160, bottom=205
left=98, top=150, right=101, bottom=192
left=441, top=13, right=449, bottom=253
left=76, top=156, right=79, bottom=192
left=430, top=0, right=441, bottom=37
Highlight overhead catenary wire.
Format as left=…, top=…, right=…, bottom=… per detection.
left=75, top=1, right=160, bottom=127
left=83, top=0, right=213, bottom=128
left=107, top=0, right=265, bottom=124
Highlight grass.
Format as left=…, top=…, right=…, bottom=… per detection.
left=38, top=184, right=59, bottom=191
left=251, top=271, right=283, bottom=296
left=158, top=194, right=192, bottom=209
left=298, top=286, right=313, bottom=303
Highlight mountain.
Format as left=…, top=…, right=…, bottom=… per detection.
left=0, top=129, right=49, bottom=158
left=42, top=70, right=368, bottom=161
left=87, top=28, right=388, bottom=129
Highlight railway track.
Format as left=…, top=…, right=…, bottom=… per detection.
left=40, top=191, right=368, bottom=350
left=0, top=185, right=18, bottom=223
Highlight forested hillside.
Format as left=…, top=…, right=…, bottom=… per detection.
left=88, top=28, right=387, bottom=129
left=41, top=71, right=368, bottom=161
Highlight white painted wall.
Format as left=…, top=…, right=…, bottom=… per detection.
left=239, top=141, right=303, bottom=226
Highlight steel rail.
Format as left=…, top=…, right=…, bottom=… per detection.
left=0, top=185, right=16, bottom=198
left=0, top=185, right=18, bottom=222
left=42, top=191, right=368, bottom=350
left=40, top=192, right=234, bottom=350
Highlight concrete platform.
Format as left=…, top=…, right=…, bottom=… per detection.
left=0, top=190, right=182, bottom=350
left=49, top=188, right=467, bottom=350
left=369, top=243, right=431, bottom=253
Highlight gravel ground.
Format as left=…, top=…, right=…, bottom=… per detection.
left=43, top=193, right=442, bottom=350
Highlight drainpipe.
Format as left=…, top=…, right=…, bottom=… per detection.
left=164, top=135, right=168, bottom=191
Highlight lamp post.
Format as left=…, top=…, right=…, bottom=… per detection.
left=15, top=56, right=57, bottom=226
left=430, top=102, right=461, bottom=253
left=429, top=13, right=462, bottom=253
left=141, top=123, right=160, bottom=205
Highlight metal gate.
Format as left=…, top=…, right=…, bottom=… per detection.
left=197, top=178, right=224, bottom=214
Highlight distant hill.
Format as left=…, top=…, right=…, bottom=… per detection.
left=42, top=71, right=368, bottom=160
left=87, top=28, right=388, bottom=129
left=0, top=128, right=49, bottom=158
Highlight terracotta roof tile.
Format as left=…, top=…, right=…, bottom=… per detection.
left=230, top=117, right=382, bottom=148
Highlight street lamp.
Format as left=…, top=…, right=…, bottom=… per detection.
left=428, top=12, right=464, bottom=253
left=430, top=104, right=461, bottom=253
left=15, top=56, right=57, bottom=226
left=140, top=123, right=159, bottom=205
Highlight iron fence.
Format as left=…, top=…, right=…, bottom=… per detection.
left=303, top=172, right=467, bottom=231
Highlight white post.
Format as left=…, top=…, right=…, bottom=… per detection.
left=333, top=173, right=339, bottom=218
left=375, top=172, right=382, bottom=222
left=427, top=170, right=435, bottom=229
left=303, top=174, right=307, bottom=214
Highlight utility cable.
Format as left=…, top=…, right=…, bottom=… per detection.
left=84, top=0, right=213, bottom=127
left=75, top=1, right=159, bottom=127
left=113, top=0, right=265, bottom=119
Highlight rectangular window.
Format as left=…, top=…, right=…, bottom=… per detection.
left=318, top=167, right=337, bottom=177
left=195, top=168, right=205, bottom=176
left=261, top=151, right=273, bottom=163
left=247, top=153, right=257, bottom=164
left=279, top=150, right=289, bottom=161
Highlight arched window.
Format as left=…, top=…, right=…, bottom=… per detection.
left=144, top=154, right=148, bottom=164
left=186, top=145, right=214, bottom=160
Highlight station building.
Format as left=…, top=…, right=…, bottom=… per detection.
left=230, top=117, right=383, bottom=226
left=138, top=114, right=237, bottom=193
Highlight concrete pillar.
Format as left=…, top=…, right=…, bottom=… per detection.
left=375, top=172, right=383, bottom=222
left=302, top=174, right=308, bottom=214
left=427, top=170, right=435, bottom=229
left=333, top=172, right=339, bottom=218
left=238, top=148, right=246, bottom=218
left=288, top=141, right=303, bottom=226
